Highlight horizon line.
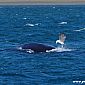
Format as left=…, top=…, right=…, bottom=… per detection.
left=0, top=2, right=85, bottom=5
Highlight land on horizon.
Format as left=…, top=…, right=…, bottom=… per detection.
left=0, top=0, right=85, bottom=5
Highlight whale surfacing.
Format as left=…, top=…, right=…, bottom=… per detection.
left=20, top=43, right=55, bottom=53
left=18, top=33, right=66, bottom=53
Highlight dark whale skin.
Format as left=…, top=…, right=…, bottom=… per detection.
left=21, top=43, right=55, bottom=52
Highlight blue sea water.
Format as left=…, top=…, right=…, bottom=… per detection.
left=0, top=5, right=85, bottom=85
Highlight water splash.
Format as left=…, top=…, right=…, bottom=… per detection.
left=17, top=45, right=73, bottom=54
left=73, top=28, right=85, bottom=32
left=59, top=22, right=67, bottom=25
left=23, top=17, right=27, bottom=20
left=17, top=47, right=34, bottom=54
left=46, top=47, right=72, bottom=53
left=25, top=23, right=35, bottom=27
left=24, top=23, right=40, bottom=27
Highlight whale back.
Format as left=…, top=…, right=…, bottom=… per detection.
left=21, top=43, right=55, bottom=52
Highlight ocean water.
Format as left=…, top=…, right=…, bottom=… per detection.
left=0, top=5, right=85, bottom=85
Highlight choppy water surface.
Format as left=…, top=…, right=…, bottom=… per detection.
left=0, top=5, right=85, bottom=85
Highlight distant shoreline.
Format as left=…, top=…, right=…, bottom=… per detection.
left=0, top=2, right=85, bottom=5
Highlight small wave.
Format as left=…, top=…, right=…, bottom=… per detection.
left=23, top=17, right=27, bottom=20
left=25, top=23, right=40, bottom=27
left=69, top=9, right=73, bottom=10
left=25, top=23, right=35, bottom=27
left=35, top=23, right=40, bottom=26
left=53, top=6, right=55, bottom=9
left=23, top=7, right=27, bottom=10
left=0, top=7, right=3, bottom=8
left=46, top=47, right=72, bottom=53
left=0, top=73, right=30, bottom=78
left=18, top=47, right=22, bottom=50
left=15, top=14, right=18, bottom=16
left=73, top=28, right=85, bottom=32
left=59, top=22, right=67, bottom=25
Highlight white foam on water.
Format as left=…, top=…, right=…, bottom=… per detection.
left=46, top=47, right=72, bottom=53
left=74, top=28, right=85, bottom=32
left=25, top=23, right=41, bottom=27
left=17, top=47, right=34, bottom=53
left=59, top=22, right=67, bottom=25
left=35, top=23, right=40, bottom=26
left=18, top=47, right=22, bottom=50
left=25, top=23, right=35, bottom=27
left=23, top=18, right=27, bottom=20
left=15, top=14, right=18, bottom=16
left=46, top=17, right=49, bottom=19
left=53, top=6, right=55, bottom=9
left=26, top=49, right=34, bottom=53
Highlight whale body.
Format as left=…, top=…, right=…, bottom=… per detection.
left=20, top=43, right=55, bottom=53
